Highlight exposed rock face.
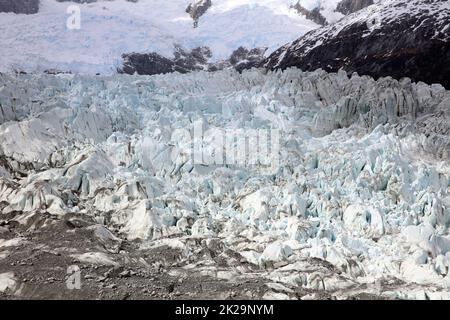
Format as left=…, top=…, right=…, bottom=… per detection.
left=173, top=46, right=212, bottom=73
left=215, top=46, right=267, bottom=73
left=291, top=1, right=327, bottom=26
left=119, top=53, right=176, bottom=76
left=186, top=0, right=212, bottom=28
left=119, top=46, right=265, bottom=75
left=264, top=0, right=450, bottom=89
left=0, top=0, right=39, bottom=14
left=335, top=0, right=373, bottom=15
left=230, top=47, right=267, bottom=72
left=119, top=46, right=212, bottom=75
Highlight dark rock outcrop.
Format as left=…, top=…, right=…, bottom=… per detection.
left=119, top=53, right=177, bottom=76
left=0, top=0, right=39, bottom=14
left=119, top=46, right=212, bottom=75
left=172, top=45, right=212, bottom=73
left=186, top=0, right=212, bottom=28
left=264, top=0, right=450, bottom=89
left=224, top=46, right=267, bottom=73
left=291, top=1, right=327, bottom=26
left=119, top=45, right=266, bottom=76
left=335, top=0, right=373, bottom=15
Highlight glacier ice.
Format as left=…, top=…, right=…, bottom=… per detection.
left=0, top=67, right=450, bottom=297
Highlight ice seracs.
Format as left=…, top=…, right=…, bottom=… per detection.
left=0, top=67, right=449, bottom=297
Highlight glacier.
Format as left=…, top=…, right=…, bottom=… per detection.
left=0, top=0, right=320, bottom=74
left=0, top=68, right=450, bottom=299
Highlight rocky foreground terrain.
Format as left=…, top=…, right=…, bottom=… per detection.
left=0, top=68, right=449, bottom=299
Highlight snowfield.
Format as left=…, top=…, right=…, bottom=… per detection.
left=1, top=68, right=449, bottom=299
left=0, top=0, right=322, bottom=74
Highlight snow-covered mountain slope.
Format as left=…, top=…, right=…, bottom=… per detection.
left=0, top=0, right=321, bottom=74
left=1, top=69, right=450, bottom=298
left=0, top=0, right=382, bottom=74
left=264, top=0, right=450, bottom=89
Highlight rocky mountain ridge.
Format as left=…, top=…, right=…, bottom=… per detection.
left=263, top=0, right=450, bottom=89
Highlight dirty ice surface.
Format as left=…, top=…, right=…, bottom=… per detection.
left=0, top=68, right=450, bottom=299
